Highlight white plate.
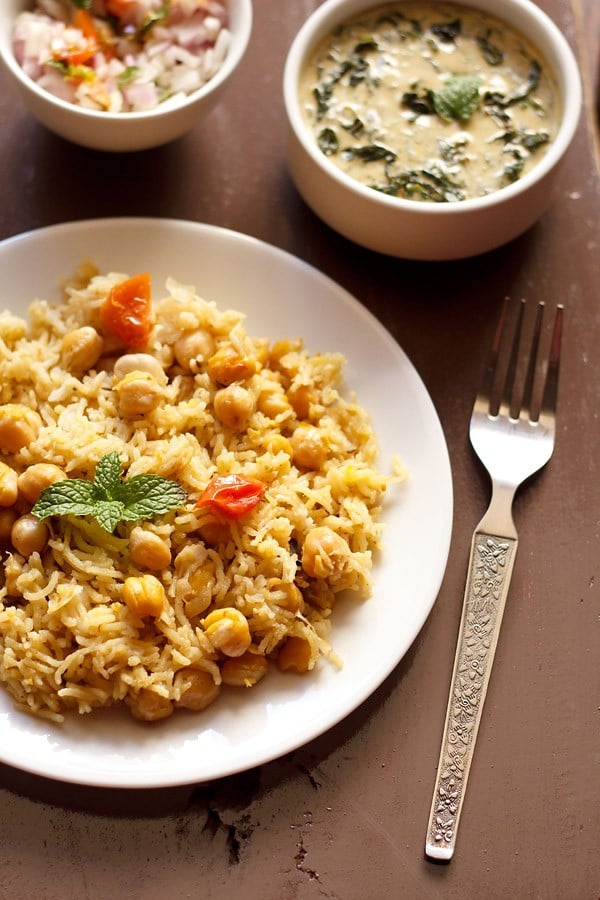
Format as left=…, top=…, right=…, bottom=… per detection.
left=0, top=218, right=452, bottom=787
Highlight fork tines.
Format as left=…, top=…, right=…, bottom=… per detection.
left=479, top=299, right=563, bottom=423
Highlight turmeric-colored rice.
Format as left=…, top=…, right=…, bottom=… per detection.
left=0, top=267, right=391, bottom=722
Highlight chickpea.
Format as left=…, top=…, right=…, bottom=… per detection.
left=174, top=668, right=220, bottom=711
left=277, top=636, right=313, bottom=673
left=113, top=353, right=168, bottom=386
left=173, top=329, right=215, bottom=371
left=17, top=463, right=66, bottom=504
left=114, top=370, right=165, bottom=418
left=68, top=259, right=98, bottom=290
left=181, top=568, right=216, bottom=617
left=174, top=542, right=207, bottom=573
left=268, top=339, right=302, bottom=367
left=123, top=574, right=166, bottom=618
left=207, top=345, right=257, bottom=386
left=267, top=577, right=304, bottom=613
left=60, top=326, right=104, bottom=374
left=174, top=545, right=214, bottom=615
left=213, top=384, right=255, bottom=431
left=257, top=384, right=291, bottom=418
left=288, top=384, right=315, bottom=420
left=302, top=526, right=350, bottom=579
left=184, top=592, right=213, bottom=620
left=186, top=566, right=216, bottom=596
left=0, top=405, right=42, bottom=453
left=0, top=461, right=18, bottom=506
left=11, top=514, right=49, bottom=557
left=252, top=338, right=270, bottom=368
left=0, top=508, right=17, bottom=544
left=128, top=689, right=173, bottom=722
left=129, top=526, right=171, bottom=571
left=263, top=434, right=293, bottom=456
left=202, top=607, right=251, bottom=657
left=221, top=652, right=269, bottom=687
left=290, top=424, right=328, bottom=470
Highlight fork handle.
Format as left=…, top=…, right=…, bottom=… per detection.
left=425, top=529, right=518, bottom=861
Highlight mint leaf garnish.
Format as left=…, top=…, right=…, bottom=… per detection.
left=433, top=75, right=481, bottom=122
left=32, top=479, right=96, bottom=517
left=117, top=475, right=188, bottom=521
left=32, top=452, right=187, bottom=533
left=91, top=451, right=123, bottom=499
left=92, top=500, right=127, bottom=533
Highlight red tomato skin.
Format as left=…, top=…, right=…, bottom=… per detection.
left=100, top=273, right=152, bottom=350
left=106, top=0, right=135, bottom=17
left=196, top=474, right=266, bottom=519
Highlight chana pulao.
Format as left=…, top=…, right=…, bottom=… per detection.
left=0, top=266, right=396, bottom=723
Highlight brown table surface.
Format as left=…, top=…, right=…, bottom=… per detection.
left=0, top=2, right=598, bottom=898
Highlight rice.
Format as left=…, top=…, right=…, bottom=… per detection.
left=0, top=265, right=395, bottom=723
left=13, top=0, right=231, bottom=113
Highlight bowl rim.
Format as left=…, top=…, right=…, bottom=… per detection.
left=0, top=0, right=253, bottom=123
left=283, top=0, right=583, bottom=216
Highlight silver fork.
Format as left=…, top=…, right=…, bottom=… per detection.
left=425, top=299, right=563, bottom=862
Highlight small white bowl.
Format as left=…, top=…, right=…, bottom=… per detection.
left=0, top=0, right=252, bottom=152
left=283, top=0, right=582, bottom=260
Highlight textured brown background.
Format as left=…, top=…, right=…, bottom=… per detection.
left=0, top=1, right=598, bottom=897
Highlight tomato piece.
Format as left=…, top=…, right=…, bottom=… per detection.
left=53, top=45, right=96, bottom=67
left=52, top=10, right=98, bottom=67
left=196, top=474, right=266, bottom=519
left=106, top=0, right=136, bottom=17
left=75, top=9, right=117, bottom=61
left=74, top=10, right=99, bottom=43
left=100, top=273, right=153, bottom=350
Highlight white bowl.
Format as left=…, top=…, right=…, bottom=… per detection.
left=0, top=0, right=252, bottom=152
left=283, top=0, right=582, bottom=260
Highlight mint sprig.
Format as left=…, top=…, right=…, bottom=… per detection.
left=32, top=452, right=187, bottom=534
left=433, top=75, right=481, bottom=122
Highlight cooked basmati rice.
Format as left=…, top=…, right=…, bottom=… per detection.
left=0, top=265, right=396, bottom=723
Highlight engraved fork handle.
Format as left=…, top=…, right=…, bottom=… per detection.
left=425, top=529, right=518, bottom=861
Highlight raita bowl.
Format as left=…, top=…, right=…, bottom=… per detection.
left=0, top=0, right=252, bottom=153
left=283, top=0, right=582, bottom=260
